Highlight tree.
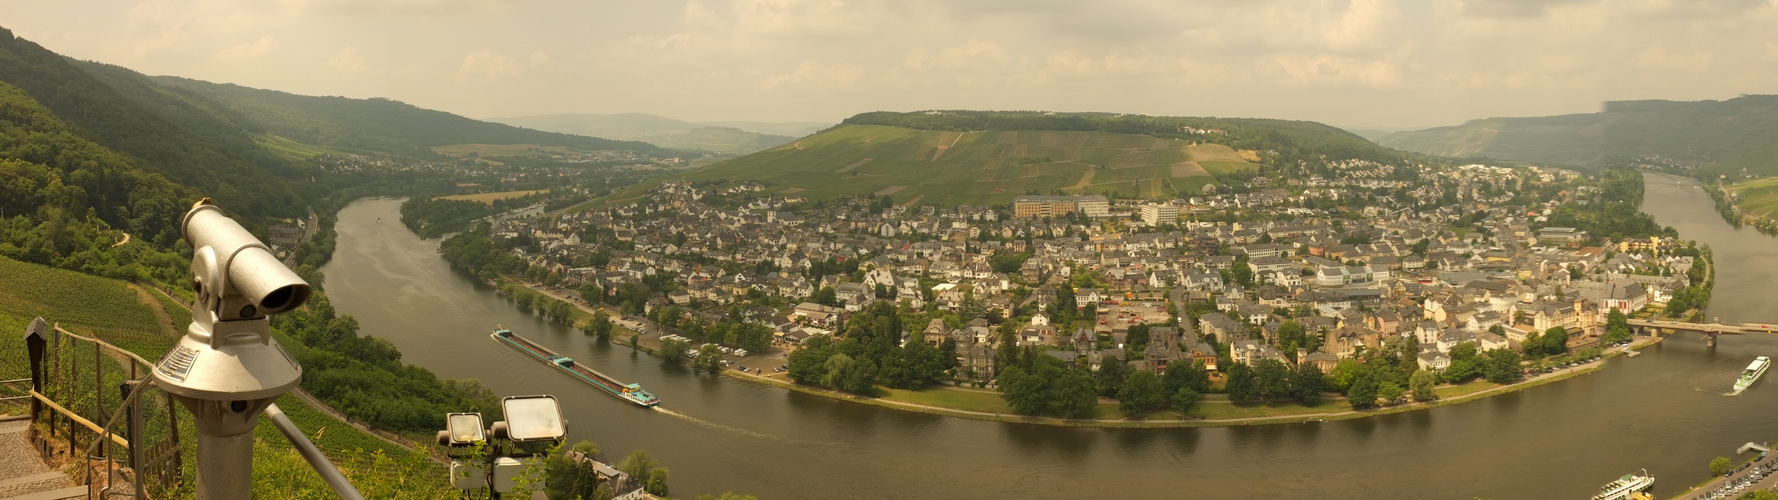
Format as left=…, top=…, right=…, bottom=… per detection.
left=661, top=338, right=691, bottom=362
left=839, top=358, right=879, bottom=395
left=1541, top=326, right=1570, bottom=357
left=812, top=287, right=838, bottom=307
left=584, top=311, right=615, bottom=340
left=1291, top=362, right=1325, bottom=405
left=1163, top=360, right=1211, bottom=395
left=787, top=335, right=834, bottom=384
left=1170, top=387, right=1200, bottom=413
left=1096, top=357, right=1129, bottom=397
left=1711, top=456, right=1733, bottom=476
left=1225, top=363, right=1257, bottom=402
left=619, top=450, right=660, bottom=483
left=1409, top=369, right=1438, bottom=401
left=1327, top=359, right=1365, bottom=392
left=1444, top=358, right=1481, bottom=384
left=822, top=353, right=854, bottom=389
left=695, top=344, right=724, bottom=372
left=1118, top=370, right=1166, bottom=416
left=1254, top=359, right=1290, bottom=401
left=1483, top=349, right=1522, bottom=384
left=545, top=441, right=603, bottom=500
left=1346, top=371, right=1378, bottom=408
left=647, top=467, right=670, bottom=496
left=1377, top=381, right=1405, bottom=405
left=1605, top=308, right=1634, bottom=344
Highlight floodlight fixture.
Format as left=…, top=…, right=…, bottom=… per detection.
left=445, top=413, right=487, bottom=446
left=497, top=395, right=567, bottom=443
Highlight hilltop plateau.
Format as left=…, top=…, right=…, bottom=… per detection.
left=653, top=110, right=1403, bottom=207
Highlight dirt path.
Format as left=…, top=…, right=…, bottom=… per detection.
left=930, top=132, right=964, bottom=161
left=836, top=158, right=873, bottom=172
left=1069, top=168, right=1096, bottom=190
left=129, top=283, right=178, bottom=337
left=112, top=232, right=131, bottom=248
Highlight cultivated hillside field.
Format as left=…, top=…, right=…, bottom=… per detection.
left=678, top=124, right=1255, bottom=205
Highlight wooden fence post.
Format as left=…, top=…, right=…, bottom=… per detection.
left=24, top=317, right=48, bottom=424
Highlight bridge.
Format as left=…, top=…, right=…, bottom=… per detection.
left=1627, top=319, right=1778, bottom=347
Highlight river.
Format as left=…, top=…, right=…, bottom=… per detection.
left=319, top=173, right=1778, bottom=499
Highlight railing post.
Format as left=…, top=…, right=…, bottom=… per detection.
left=121, top=379, right=145, bottom=499
left=24, top=317, right=48, bottom=425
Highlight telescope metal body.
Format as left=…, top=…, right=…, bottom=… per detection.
left=152, top=199, right=312, bottom=499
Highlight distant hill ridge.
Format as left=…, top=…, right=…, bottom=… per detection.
left=643, top=110, right=1405, bottom=207
left=1377, top=95, right=1778, bottom=176
left=488, top=112, right=825, bottom=154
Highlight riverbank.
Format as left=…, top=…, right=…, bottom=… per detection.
left=499, top=277, right=1677, bottom=429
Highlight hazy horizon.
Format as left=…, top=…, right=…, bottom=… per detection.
left=3, top=0, right=1773, bottom=130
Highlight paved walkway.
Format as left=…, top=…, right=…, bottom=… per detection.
left=0, top=419, right=84, bottom=500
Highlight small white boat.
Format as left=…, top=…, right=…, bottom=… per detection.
left=1734, top=356, right=1770, bottom=393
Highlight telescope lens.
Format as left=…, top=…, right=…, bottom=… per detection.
left=261, top=286, right=299, bottom=313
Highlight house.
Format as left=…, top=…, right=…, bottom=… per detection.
left=1303, top=351, right=1340, bottom=373
left=922, top=319, right=950, bottom=346
left=1074, top=288, right=1104, bottom=307
left=1417, top=351, right=1451, bottom=371
left=1199, top=313, right=1244, bottom=342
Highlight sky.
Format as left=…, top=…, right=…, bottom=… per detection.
left=1, top=0, right=1775, bottom=129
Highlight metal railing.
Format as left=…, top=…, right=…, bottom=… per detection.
left=19, top=318, right=367, bottom=499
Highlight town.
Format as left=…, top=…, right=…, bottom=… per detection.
left=437, top=161, right=1710, bottom=419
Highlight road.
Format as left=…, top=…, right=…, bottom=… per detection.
left=1673, top=452, right=1778, bottom=500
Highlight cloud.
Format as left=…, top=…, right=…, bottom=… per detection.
left=326, top=46, right=373, bottom=74
left=219, top=35, right=280, bottom=60
left=759, top=59, right=865, bottom=90
left=457, top=50, right=528, bottom=80
left=1460, top=0, right=1595, bottom=19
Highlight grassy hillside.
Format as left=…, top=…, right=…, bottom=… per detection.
left=489, top=112, right=805, bottom=154
left=1376, top=113, right=1607, bottom=167
left=0, top=32, right=300, bottom=223
left=1378, top=95, right=1778, bottom=176
left=141, top=75, right=666, bottom=157
left=674, top=123, right=1256, bottom=205
left=0, top=254, right=451, bottom=497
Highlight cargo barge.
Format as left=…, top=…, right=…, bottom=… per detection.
left=492, top=327, right=660, bottom=407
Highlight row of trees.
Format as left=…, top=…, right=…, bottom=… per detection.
left=1224, top=359, right=1326, bottom=405
left=786, top=302, right=957, bottom=395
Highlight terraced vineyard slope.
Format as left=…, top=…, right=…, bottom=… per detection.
left=669, top=111, right=1398, bottom=206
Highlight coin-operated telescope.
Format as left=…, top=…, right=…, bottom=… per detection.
left=153, top=199, right=313, bottom=499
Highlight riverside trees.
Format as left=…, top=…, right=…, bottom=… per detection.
left=786, top=301, right=950, bottom=395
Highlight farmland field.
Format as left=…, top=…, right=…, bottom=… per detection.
left=675, top=124, right=1255, bottom=205
left=0, top=255, right=164, bottom=345
left=1728, top=177, right=1778, bottom=219
left=440, top=189, right=550, bottom=204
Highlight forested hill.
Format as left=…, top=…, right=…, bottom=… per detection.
left=0, top=29, right=306, bottom=220
left=140, top=74, right=667, bottom=156
left=1377, top=95, right=1778, bottom=177
left=842, top=110, right=1407, bottom=166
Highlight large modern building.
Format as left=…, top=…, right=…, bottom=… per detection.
left=1012, top=195, right=1110, bottom=218
left=1139, top=203, right=1179, bottom=225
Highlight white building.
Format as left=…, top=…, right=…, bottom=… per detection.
left=1140, top=203, right=1180, bottom=225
